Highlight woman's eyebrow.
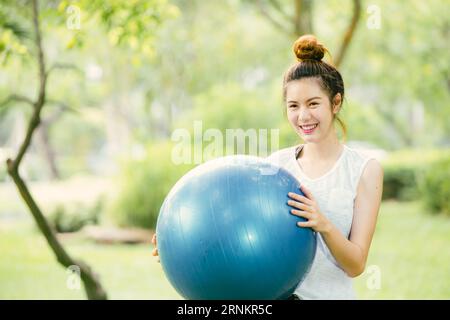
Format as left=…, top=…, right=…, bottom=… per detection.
left=287, top=96, right=321, bottom=104
left=306, top=96, right=321, bottom=102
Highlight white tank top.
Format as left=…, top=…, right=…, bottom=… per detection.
left=267, top=144, right=375, bottom=299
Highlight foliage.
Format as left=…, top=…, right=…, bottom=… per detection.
left=381, top=148, right=450, bottom=201
left=382, top=166, right=419, bottom=201
left=0, top=0, right=30, bottom=64
left=56, top=0, right=180, bottom=51
left=2, top=0, right=449, bottom=182
left=47, top=198, right=103, bottom=233
left=175, top=82, right=284, bottom=154
left=108, top=142, right=194, bottom=229
left=341, top=0, right=450, bottom=148
left=420, top=157, right=450, bottom=215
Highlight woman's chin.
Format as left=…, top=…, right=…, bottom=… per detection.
left=300, top=134, right=318, bottom=143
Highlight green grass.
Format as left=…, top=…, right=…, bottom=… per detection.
left=0, top=222, right=181, bottom=300
left=354, top=200, right=450, bottom=299
left=0, top=200, right=449, bottom=299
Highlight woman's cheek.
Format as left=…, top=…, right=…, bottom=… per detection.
left=287, top=110, right=298, bottom=125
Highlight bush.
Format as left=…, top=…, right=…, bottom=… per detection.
left=47, top=198, right=102, bottom=233
left=109, top=142, right=194, bottom=229
left=420, top=158, right=450, bottom=215
left=381, top=148, right=450, bottom=201
left=382, top=166, right=419, bottom=201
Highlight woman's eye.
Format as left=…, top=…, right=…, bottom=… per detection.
left=309, top=102, right=319, bottom=107
left=288, top=105, right=297, bottom=109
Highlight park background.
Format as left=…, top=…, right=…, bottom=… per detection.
left=0, top=0, right=449, bottom=299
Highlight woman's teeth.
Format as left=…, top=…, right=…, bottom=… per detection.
left=301, top=124, right=318, bottom=130
left=300, top=123, right=318, bottom=134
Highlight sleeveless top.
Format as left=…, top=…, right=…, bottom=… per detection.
left=267, top=144, right=375, bottom=300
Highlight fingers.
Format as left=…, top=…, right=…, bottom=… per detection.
left=289, top=187, right=318, bottom=230
left=152, top=247, right=160, bottom=263
left=288, top=192, right=313, bottom=205
left=299, top=184, right=315, bottom=201
left=291, top=207, right=316, bottom=229
left=151, top=234, right=160, bottom=262
left=297, top=220, right=315, bottom=228
left=287, top=199, right=312, bottom=212
left=290, top=209, right=312, bottom=220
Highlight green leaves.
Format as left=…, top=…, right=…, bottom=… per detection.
left=59, top=0, right=180, bottom=51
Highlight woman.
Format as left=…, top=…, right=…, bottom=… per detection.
left=152, top=34, right=384, bottom=300
left=267, top=34, right=383, bottom=299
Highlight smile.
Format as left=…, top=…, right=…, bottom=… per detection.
left=299, top=123, right=318, bottom=134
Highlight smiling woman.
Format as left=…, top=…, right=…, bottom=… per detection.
left=267, top=34, right=384, bottom=300
left=283, top=34, right=346, bottom=144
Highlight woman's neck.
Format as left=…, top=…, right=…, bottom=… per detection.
left=301, top=132, right=342, bottom=163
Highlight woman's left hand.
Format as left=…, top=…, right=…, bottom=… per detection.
left=287, top=184, right=331, bottom=234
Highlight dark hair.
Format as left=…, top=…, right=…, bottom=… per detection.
left=282, top=34, right=346, bottom=140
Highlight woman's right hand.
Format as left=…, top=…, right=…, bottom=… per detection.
left=151, top=233, right=160, bottom=263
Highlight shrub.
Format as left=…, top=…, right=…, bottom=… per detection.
left=420, top=157, right=450, bottom=215
left=108, top=142, right=194, bottom=229
left=382, top=165, right=419, bottom=201
left=47, top=198, right=102, bottom=233
left=381, top=148, right=450, bottom=201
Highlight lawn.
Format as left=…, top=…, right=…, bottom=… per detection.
left=0, top=200, right=449, bottom=299
left=354, top=200, right=450, bottom=299
left=0, top=221, right=181, bottom=300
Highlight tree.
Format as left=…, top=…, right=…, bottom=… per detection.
left=250, top=0, right=362, bottom=67
left=2, top=0, right=107, bottom=299
left=0, top=0, right=178, bottom=299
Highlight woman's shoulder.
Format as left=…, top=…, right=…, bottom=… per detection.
left=343, top=144, right=381, bottom=165
left=343, top=145, right=384, bottom=186
left=360, top=157, right=384, bottom=181
left=343, top=144, right=368, bottom=158
left=265, top=145, right=299, bottom=166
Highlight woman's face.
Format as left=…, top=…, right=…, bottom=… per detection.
left=285, top=78, right=341, bottom=144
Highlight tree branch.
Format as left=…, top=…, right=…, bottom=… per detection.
left=46, top=99, right=79, bottom=112
left=7, top=0, right=48, bottom=171
left=6, top=0, right=107, bottom=300
left=33, top=0, right=47, bottom=109
left=5, top=164, right=106, bottom=298
left=0, top=94, right=34, bottom=108
left=46, top=62, right=81, bottom=78
left=267, top=0, right=295, bottom=24
left=255, top=0, right=291, bottom=35
left=294, top=0, right=314, bottom=36
left=9, top=101, right=41, bottom=171
left=334, top=0, right=362, bottom=68
left=42, top=99, right=78, bottom=125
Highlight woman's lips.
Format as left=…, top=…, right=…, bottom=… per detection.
left=299, top=123, right=318, bottom=134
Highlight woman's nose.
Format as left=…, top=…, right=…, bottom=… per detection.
left=298, top=107, right=311, bottom=122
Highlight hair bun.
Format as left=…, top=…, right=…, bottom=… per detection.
left=293, top=34, right=326, bottom=62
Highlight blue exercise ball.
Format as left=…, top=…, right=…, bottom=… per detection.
left=156, top=155, right=316, bottom=300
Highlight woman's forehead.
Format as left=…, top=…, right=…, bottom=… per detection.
left=286, top=79, right=327, bottom=101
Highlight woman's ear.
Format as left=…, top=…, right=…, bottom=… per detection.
left=332, top=93, right=342, bottom=114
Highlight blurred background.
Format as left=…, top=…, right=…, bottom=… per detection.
left=0, top=0, right=449, bottom=299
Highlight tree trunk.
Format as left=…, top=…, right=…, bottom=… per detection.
left=36, top=125, right=60, bottom=180
left=5, top=0, right=107, bottom=300
left=255, top=0, right=362, bottom=68
left=6, top=161, right=107, bottom=299
left=293, top=0, right=314, bottom=36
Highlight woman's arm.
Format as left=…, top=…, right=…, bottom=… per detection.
left=288, top=159, right=384, bottom=277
